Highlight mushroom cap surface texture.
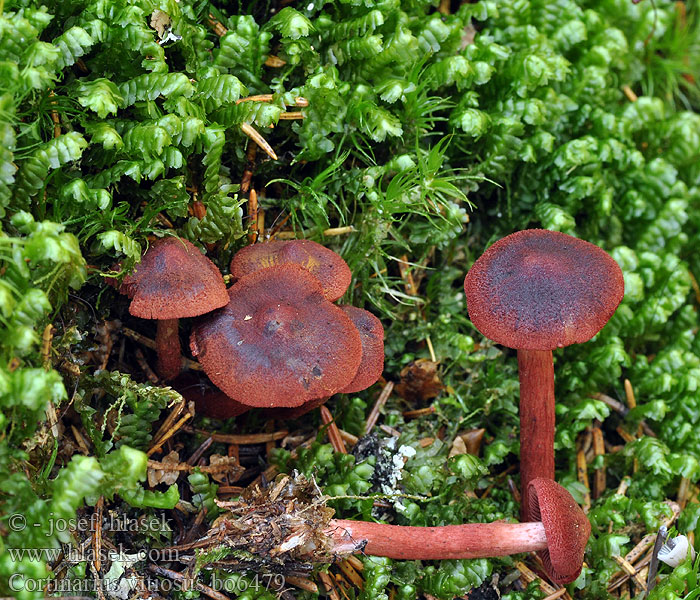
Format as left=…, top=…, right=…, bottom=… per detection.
left=230, top=239, right=352, bottom=301
left=121, top=237, right=229, bottom=320
left=338, top=305, right=385, bottom=394
left=527, top=477, right=591, bottom=584
left=190, top=264, right=362, bottom=408
left=464, top=229, right=624, bottom=350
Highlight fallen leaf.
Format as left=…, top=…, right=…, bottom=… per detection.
left=395, top=358, right=443, bottom=403
left=147, top=450, right=180, bottom=486
left=150, top=10, right=171, bottom=39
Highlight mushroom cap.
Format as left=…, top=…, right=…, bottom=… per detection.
left=338, top=306, right=384, bottom=394
left=190, top=264, right=362, bottom=408
left=121, top=238, right=229, bottom=320
left=464, top=229, right=624, bottom=350
left=527, top=477, right=591, bottom=585
left=172, top=374, right=250, bottom=420
left=230, top=240, right=352, bottom=301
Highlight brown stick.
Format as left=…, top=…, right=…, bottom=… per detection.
left=93, top=496, right=103, bottom=573
left=147, top=412, right=192, bottom=456
left=592, top=423, right=606, bottom=498
left=192, top=429, right=288, bottom=444
left=49, top=91, right=61, bottom=138
left=241, top=142, right=257, bottom=194
left=248, top=189, right=259, bottom=243
left=337, top=560, right=364, bottom=589
left=321, top=406, right=347, bottom=454
left=123, top=327, right=202, bottom=372
left=318, top=571, right=340, bottom=600
left=265, top=55, right=286, bottom=67
left=622, top=85, right=638, bottom=102
left=576, top=449, right=591, bottom=513
left=402, top=406, right=436, bottom=419
left=240, top=122, right=277, bottom=160
left=365, top=381, right=394, bottom=435
left=514, top=561, right=557, bottom=595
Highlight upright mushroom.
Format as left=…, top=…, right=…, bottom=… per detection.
left=119, top=237, right=229, bottom=380
left=190, top=264, right=363, bottom=408
left=463, top=229, right=624, bottom=517
left=327, top=477, right=590, bottom=584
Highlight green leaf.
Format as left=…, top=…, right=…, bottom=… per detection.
left=97, top=231, right=141, bottom=260
left=14, top=132, right=88, bottom=204
left=267, top=7, right=314, bottom=40
left=75, top=78, right=124, bottom=118
left=119, top=73, right=195, bottom=107
left=53, top=26, right=94, bottom=69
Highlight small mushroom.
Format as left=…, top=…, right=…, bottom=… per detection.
left=190, top=264, right=362, bottom=408
left=526, top=477, right=591, bottom=584
left=463, top=229, right=623, bottom=517
left=230, top=239, right=352, bottom=301
left=119, top=237, right=229, bottom=380
left=327, top=478, right=590, bottom=584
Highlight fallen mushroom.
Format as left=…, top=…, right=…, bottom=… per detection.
left=327, top=477, right=590, bottom=584
left=190, top=264, right=362, bottom=408
left=230, top=239, right=352, bottom=301
left=463, top=229, right=624, bottom=517
left=118, top=237, right=229, bottom=380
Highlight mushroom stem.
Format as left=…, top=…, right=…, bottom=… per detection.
left=518, top=349, right=555, bottom=519
left=156, top=319, right=182, bottom=381
left=327, top=520, right=548, bottom=560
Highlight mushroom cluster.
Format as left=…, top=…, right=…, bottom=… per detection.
left=111, top=230, right=611, bottom=585
left=113, top=237, right=384, bottom=417
left=190, top=240, right=384, bottom=416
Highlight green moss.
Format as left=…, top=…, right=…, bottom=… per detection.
left=1, top=0, right=699, bottom=596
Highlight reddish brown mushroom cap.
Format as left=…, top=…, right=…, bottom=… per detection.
left=464, top=229, right=624, bottom=350
left=527, top=478, right=591, bottom=584
left=190, top=264, right=362, bottom=408
left=121, top=237, right=229, bottom=319
left=230, top=240, right=352, bottom=302
left=172, top=374, right=250, bottom=419
left=338, top=306, right=384, bottom=394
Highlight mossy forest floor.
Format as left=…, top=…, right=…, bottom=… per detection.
left=1, top=0, right=700, bottom=598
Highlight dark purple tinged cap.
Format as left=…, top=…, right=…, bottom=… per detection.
left=464, top=229, right=624, bottom=350
left=338, top=305, right=384, bottom=394
left=121, top=237, right=229, bottom=320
